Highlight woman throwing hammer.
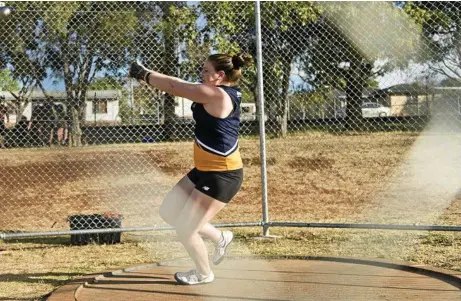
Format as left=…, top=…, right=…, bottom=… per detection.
left=129, top=52, right=252, bottom=285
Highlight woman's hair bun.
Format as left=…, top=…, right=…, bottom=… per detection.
left=232, top=52, right=253, bottom=69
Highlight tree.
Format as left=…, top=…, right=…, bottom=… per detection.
left=440, top=77, right=461, bottom=87
left=200, top=2, right=320, bottom=136
left=37, top=2, right=138, bottom=146
left=200, top=2, right=425, bottom=133
left=0, top=2, right=48, bottom=124
left=0, top=69, right=19, bottom=92
left=405, top=2, right=461, bottom=85
left=133, top=2, right=199, bottom=139
left=3, top=2, right=202, bottom=142
left=89, top=77, right=123, bottom=91
left=0, top=69, right=19, bottom=126
left=199, top=2, right=257, bottom=107
left=300, top=2, right=422, bottom=129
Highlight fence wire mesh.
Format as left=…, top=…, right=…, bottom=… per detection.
left=0, top=1, right=460, bottom=236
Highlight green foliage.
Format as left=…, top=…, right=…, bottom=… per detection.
left=0, top=69, right=20, bottom=91
left=200, top=1, right=321, bottom=121
left=89, top=78, right=123, bottom=91
left=404, top=2, right=452, bottom=29
left=2, top=1, right=455, bottom=133
left=133, top=86, right=160, bottom=114
left=134, top=2, right=198, bottom=75
left=198, top=2, right=257, bottom=107
left=1, top=2, right=47, bottom=97
left=200, top=2, right=254, bottom=53
left=366, top=79, right=379, bottom=89
left=37, top=2, right=137, bottom=82
left=405, top=2, right=461, bottom=81
left=261, top=2, right=320, bottom=30
left=304, top=2, right=424, bottom=91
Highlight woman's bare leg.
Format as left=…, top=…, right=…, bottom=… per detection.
left=173, top=189, right=226, bottom=275
left=159, top=175, right=222, bottom=243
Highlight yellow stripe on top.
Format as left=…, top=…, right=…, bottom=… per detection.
left=194, top=141, right=243, bottom=171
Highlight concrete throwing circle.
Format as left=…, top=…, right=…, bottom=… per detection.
left=49, top=256, right=461, bottom=301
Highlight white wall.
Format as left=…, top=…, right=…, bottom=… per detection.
left=174, top=98, right=258, bottom=121
left=6, top=100, right=121, bottom=125
left=5, top=103, right=32, bottom=124
left=2, top=90, right=122, bottom=125
left=175, top=97, right=193, bottom=118
left=85, top=100, right=121, bottom=123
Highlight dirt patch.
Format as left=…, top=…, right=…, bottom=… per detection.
left=242, top=156, right=277, bottom=166
left=142, top=149, right=193, bottom=176
left=288, top=156, right=335, bottom=171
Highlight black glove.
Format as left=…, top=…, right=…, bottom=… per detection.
left=129, top=60, right=151, bottom=82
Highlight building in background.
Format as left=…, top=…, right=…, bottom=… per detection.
left=174, top=96, right=258, bottom=122
left=174, top=96, right=193, bottom=119
left=0, top=90, right=122, bottom=126
left=368, top=84, right=432, bottom=117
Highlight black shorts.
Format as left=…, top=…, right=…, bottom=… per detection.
left=187, top=168, right=243, bottom=203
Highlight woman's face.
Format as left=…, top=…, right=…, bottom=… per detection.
left=201, top=61, right=225, bottom=86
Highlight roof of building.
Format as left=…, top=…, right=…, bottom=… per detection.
left=329, top=88, right=380, bottom=99
left=0, top=90, right=122, bottom=101
left=380, top=84, right=431, bottom=95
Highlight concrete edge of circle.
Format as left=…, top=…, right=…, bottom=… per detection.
left=46, top=255, right=461, bottom=301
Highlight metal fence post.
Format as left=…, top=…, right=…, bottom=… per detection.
left=254, top=0, right=270, bottom=236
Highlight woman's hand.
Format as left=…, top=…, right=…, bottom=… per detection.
left=129, top=60, right=151, bottom=83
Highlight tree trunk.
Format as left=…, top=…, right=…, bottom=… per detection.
left=67, top=92, right=86, bottom=147
left=345, top=58, right=370, bottom=131
left=70, top=106, right=83, bottom=147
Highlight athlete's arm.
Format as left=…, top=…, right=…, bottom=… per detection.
left=129, top=61, right=226, bottom=105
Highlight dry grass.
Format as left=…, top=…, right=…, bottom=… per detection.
left=1, top=131, right=461, bottom=300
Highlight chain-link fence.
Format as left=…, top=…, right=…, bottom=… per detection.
left=1, top=1, right=461, bottom=239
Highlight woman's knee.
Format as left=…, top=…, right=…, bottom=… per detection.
left=159, top=176, right=195, bottom=225
left=175, top=225, right=197, bottom=242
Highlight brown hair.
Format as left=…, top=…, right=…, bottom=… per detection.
left=207, top=52, right=252, bottom=83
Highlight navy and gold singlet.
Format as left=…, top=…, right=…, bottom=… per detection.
left=192, top=85, right=243, bottom=171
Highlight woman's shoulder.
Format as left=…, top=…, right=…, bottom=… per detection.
left=218, top=85, right=241, bottom=96
left=218, top=85, right=240, bottom=90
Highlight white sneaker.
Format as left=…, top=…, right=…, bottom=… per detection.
left=174, top=269, right=215, bottom=285
left=212, top=231, right=233, bottom=265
